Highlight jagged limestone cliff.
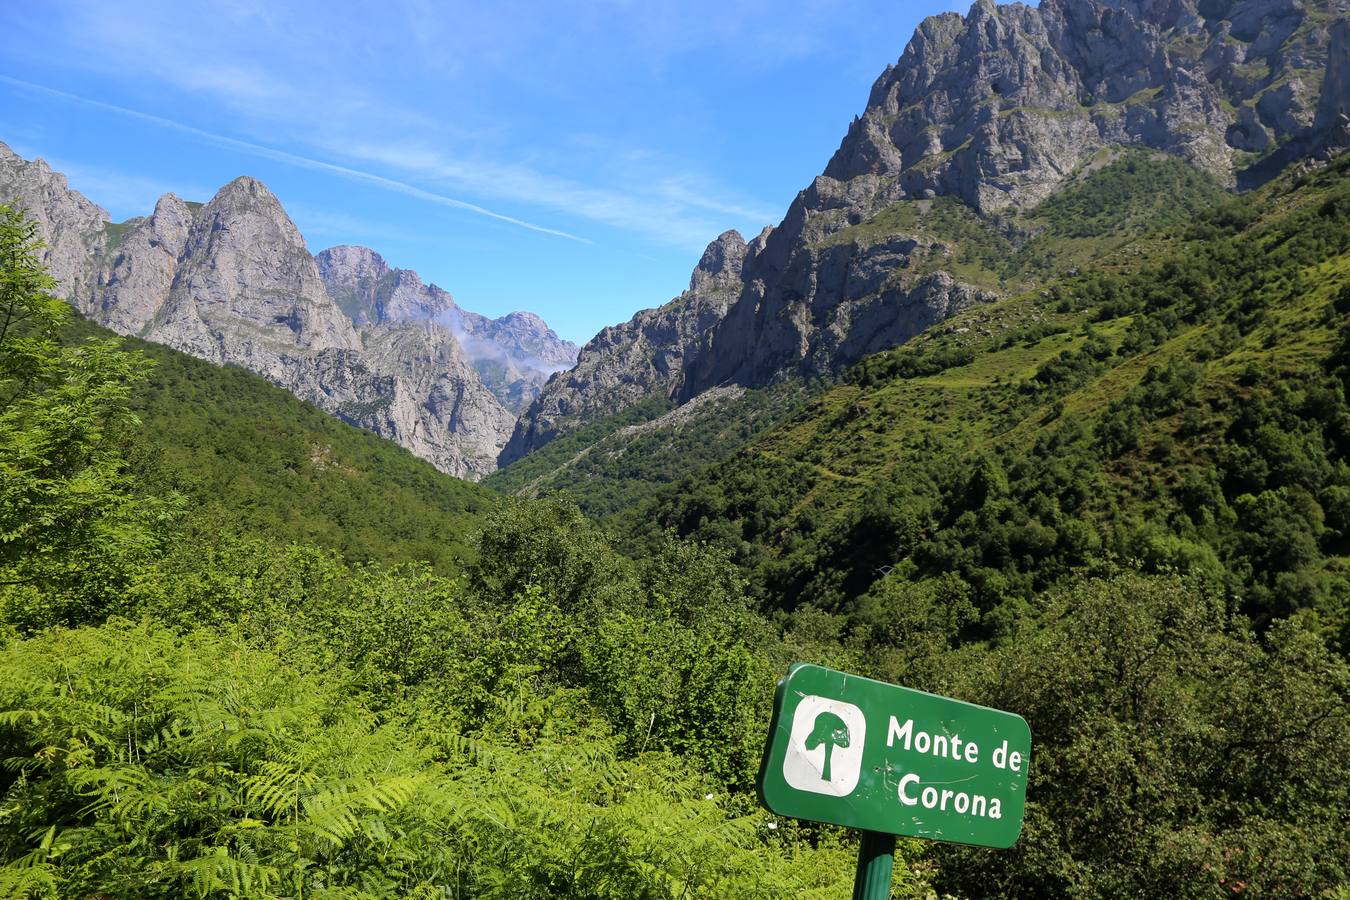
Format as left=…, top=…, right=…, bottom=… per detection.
left=316, top=245, right=577, bottom=414
left=500, top=228, right=759, bottom=464
left=0, top=143, right=109, bottom=304
left=508, top=0, right=1350, bottom=461
left=0, top=148, right=542, bottom=479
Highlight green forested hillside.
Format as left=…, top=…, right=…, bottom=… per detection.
left=636, top=153, right=1350, bottom=645
left=488, top=149, right=1230, bottom=519
left=65, top=317, right=494, bottom=572
left=0, top=207, right=897, bottom=897
left=485, top=383, right=813, bottom=520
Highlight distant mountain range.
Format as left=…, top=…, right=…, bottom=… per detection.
left=0, top=144, right=576, bottom=479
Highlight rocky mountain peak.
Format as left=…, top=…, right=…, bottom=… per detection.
left=0, top=140, right=109, bottom=303
left=499, top=227, right=753, bottom=464
left=150, top=192, right=194, bottom=224
left=1317, top=18, right=1350, bottom=128
left=217, top=174, right=272, bottom=197
left=313, top=243, right=577, bottom=413
left=314, top=244, right=452, bottom=324
left=689, top=229, right=748, bottom=293
left=317, top=243, right=389, bottom=280
left=495, top=310, right=546, bottom=330
left=470, top=310, right=577, bottom=371
left=0, top=144, right=580, bottom=480
left=821, top=0, right=1344, bottom=216
left=508, top=0, right=1347, bottom=463
left=749, top=225, right=774, bottom=253
left=146, top=175, right=360, bottom=367
left=93, top=191, right=195, bottom=335
left=206, top=176, right=309, bottom=247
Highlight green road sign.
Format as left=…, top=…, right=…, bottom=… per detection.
left=757, top=663, right=1031, bottom=849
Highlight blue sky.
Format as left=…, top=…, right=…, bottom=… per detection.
left=0, top=0, right=965, bottom=344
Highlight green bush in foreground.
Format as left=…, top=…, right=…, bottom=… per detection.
left=930, top=572, right=1350, bottom=898
left=0, top=622, right=889, bottom=899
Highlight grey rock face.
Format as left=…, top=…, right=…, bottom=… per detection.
left=145, top=177, right=362, bottom=376
left=351, top=321, right=517, bottom=480
left=316, top=244, right=578, bottom=413
left=456, top=309, right=578, bottom=374
left=1316, top=18, right=1350, bottom=129
left=507, top=0, right=1348, bottom=462
left=683, top=0, right=1348, bottom=396
left=0, top=151, right=551, bottom=480
left=821, top=0, right=1345, bottom=213
left=500, top=229, right=754, bottom=464
left=93, top=194, right=195, bottom=335
left=0, top=141, right=109, bottom=304
left=1239, top=13, right=1350, bottom=185
left=450, top=310, right=578, bottom=413
left=134, top=180, right=513, bottom=478
left=316, top=244, right=454, bottom=324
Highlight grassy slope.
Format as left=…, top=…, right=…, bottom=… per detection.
left=816, top=147, right=1229, bottom=292
left=632, top=152, right=1350, bottom=632
left=491, top=149, right=1223, bottom=520
left=68, top=317, right=496, bottom=571
left=485, top=384, right=814, bottom=520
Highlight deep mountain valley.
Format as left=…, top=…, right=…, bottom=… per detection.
left=2, top=0, right=1350, bottom=896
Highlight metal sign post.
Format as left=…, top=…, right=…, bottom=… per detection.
left=851, top=830, right=896, bottom=900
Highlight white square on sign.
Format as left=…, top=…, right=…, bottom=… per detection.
left=782, top=695, right=866, bottom=796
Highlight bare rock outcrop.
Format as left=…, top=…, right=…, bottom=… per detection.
left=93, top=193, right=195, bottom=334
left=0, top=142, right=109, bottom=303
left=685, top=0, right=1349, bottom=396
left=499, top=229, right=754, bottom=464
left=0, top=152, right=550, bottom=480
left=316, top=244, right=577, bottom=413
left=145, top=178, right=362, bottom=376
left=507, top=0, right=1348, bottom=462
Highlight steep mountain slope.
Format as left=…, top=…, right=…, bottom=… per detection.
left=454, top=311, right=579, bottom=411
left=632, top=152, right=1350, bottom=646
left=507, top=0, right=1348, bottom=467
left=486, top=382, right=812, bottom=520
left=0, top=143, right=108, bottom=303
left=130, top=176, right=510, bottom=479
left=499, top=228, right=761, bottom=464
left=493, top=148, right=1232, bottom=519
left=145, top=177, right=362, bottom=371
left=316, top=244, right=576, bottom=413
left=0, top=144, right=564, bottom=479
left=62, top=315, right=496, bottom=571
left=685, top=0, right=1349, bottom=396
left=95, top=193, right=194, bottom=334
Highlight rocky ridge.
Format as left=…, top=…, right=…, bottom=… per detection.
left=0, top=144, right=562, bottom=479
left=686, top=0, right=1350, bottom=395
left=316, top=244, right=577, bottom=413
left=499, top=228, right=760, bottom=463
left=507, top=0, right=1350, bottom=462
left=0, top=143, right=109, bottom=304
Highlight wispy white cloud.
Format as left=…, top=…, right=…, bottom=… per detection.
left=37, top=155, right=212, bottom=219
left=13, top=0, right=788, bottom=251
left=0, top=75, right=591, bottom=243
left=333, top=138, right=775, bottom=250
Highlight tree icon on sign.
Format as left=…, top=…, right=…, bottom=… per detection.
left=805, top=711, right=851, bottom=781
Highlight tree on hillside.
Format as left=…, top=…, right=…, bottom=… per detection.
left=0, top=205, right=176, bottom=629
